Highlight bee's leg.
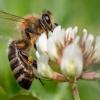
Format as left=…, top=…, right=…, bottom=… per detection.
left=34, top=43, right=37, bottom=50
left=27, top=56, right=33, bottom=64
left=38, top=78, right=45, bottom=86
left=32, top=60, right=37, bottom=69
left=54, top=23, right=58, bottom=26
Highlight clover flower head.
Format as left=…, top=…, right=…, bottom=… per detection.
left=36, top=25, right=100, bottom=81
left=35, top=24, right=100, bottom=100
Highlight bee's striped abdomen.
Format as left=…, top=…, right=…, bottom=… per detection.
left=8, top=40, right=34, bottom=89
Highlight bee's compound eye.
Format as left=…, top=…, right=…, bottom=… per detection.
left=43, top=14, right=51, bottom=24
left=45, top=15, right=49, bottom=21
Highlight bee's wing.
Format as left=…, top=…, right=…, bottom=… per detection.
left=0, top=10, right=25, bottom=41
left=0, top=10, right=24, bottom=22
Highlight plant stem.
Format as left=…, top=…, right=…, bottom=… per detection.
left=71, top=83, right=80, bottom=100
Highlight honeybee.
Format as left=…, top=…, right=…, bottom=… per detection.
left=0, top=10, right=56, bottom=89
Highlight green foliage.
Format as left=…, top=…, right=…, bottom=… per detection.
left=0, top=0, right=100, bottom=100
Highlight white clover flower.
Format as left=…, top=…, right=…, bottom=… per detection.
left=47, top=36, right=59, bottom=61
left=61, top=43, right=83, bottom=79
left=35, top=25, right=100, bottom=100
left=84, top=33, right=94, bottom=54
left=36, top=33, right=47, bottom=54
left=82, top=29, right=88, bottom=43
left=65, top=26, right=78, bottom=43
left=94, top=36, right=100, bottom=62
left=79, top=29, right=96, bottom=66
left=36, top=26, right=81, bottom=79
left=82, top=29, right=94, bottom=51
left=37, top=54, right=54, bottom=78
left=52, top=26, right=65, bottom=47
left=35, top=25, right=100, bottom=82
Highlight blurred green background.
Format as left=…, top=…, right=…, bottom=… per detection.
left=0, top=0, right=100, bottom=100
